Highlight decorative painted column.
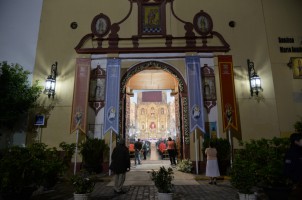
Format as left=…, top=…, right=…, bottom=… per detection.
left=180, top=94, right=190, bottom=159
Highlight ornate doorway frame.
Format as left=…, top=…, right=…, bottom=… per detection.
left=119, top=60, right=190, bottom=159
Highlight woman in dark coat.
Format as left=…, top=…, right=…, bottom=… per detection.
left=110, top=138, right=130, bottom=194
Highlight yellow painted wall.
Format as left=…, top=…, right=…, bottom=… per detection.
left=33, top=0, right=302, bottom=149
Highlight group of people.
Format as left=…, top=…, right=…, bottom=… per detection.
left=134, top=137, right=177, bottom=165
left=157, top=137, right=177, bottom=165
left=109, top=132, right=302, bottom=196
left=133, top=139, right=150, bottom=164
left=133, top=138, right=149, bottom=165
left=129, top=139, right=150, bottom=164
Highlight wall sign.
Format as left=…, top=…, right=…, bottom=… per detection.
left=278, top=37, right=302, bottom=53
left=34, top=114, right=45, bottom=126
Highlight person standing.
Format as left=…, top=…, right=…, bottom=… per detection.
left=134, top=138, right=142, bottom=165
left=109, top=139, right=130, bottom=194
left=167, top=137, right=176, bottom=165
left=142, top=140, right=148, bottom=160
left=158, top=140, right=167, bottom=160
left=205, top=141, right=220, bottom=185
left=284, top=133, right=302, bottom=199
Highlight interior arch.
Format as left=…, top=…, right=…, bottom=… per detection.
left=120, top=60, right=189, bottom=159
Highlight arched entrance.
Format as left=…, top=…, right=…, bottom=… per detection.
left=119, top=60, right=190, bottom=159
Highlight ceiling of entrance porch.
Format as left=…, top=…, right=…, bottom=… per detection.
left=126, top=69, right=178, bottom=90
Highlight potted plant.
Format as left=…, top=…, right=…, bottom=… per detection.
left=80, top=138, right=109, bottom=173
left=71, top=170, right=96, bottom=200
left=0, top=143, right=64, bottom=200
left=59, top=141, right=76, bottom=173
left=251, top=138, right=293, bottom=200
left=150, top=166, right=174, bottom=200
left=176, top=159, right=193, bottom=173
left=230, top=147, right=256, bottom=200
left=234, top=138, right=292, bottom=200
left=28, top=143, right=63, bottom=190
left=0, top=146, right=37, bottom=200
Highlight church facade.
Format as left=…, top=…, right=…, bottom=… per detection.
left=29, top=0, right=302, bottom=163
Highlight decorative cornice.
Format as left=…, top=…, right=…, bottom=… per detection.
left=75, top=1, right=230, bottom=54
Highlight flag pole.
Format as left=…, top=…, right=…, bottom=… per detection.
left=228, top=127, right=233, bottom=168
left=109, top=129, right=113, bottom=176
left=73, top=112, right=82, bottom=175
left=195, top=129, right=199, bottom=174
left=74, top=128, right=79, bottom=175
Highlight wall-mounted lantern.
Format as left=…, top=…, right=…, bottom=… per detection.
left=247, top=59, right=262, bottom=96
left=44, top=62, right=57, bottom=98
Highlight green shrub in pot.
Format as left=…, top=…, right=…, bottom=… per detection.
left=150, top=166, right=174, bottom=193
left=230, top=147, right=256, bottom=194
left=232, top=137, right=293, bottom=200
left=80, top=138, right=109, bottom=173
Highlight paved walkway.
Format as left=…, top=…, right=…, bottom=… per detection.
left=107, top=160, right=199, bottom=186
left=31, top=160, right=240, bottom=200
left=98, top=160, right=238, bottom=200
left=34, top=157, right=300, bottom=200
left=31, top=177, right=238, bottom=200
left=91, top=180, right=238, bottom=200
left=29, top=146, right=298, bottom=200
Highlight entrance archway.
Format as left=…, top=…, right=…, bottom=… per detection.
left=120, top=60, right=190, bottom=159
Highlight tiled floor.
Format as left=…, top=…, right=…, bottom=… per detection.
left=30, top=145, right=241, bottom=200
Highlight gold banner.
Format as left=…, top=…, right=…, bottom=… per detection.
left=218, top=55, right=241, bottom=139
left=70, top=58, right=91, bottom=134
